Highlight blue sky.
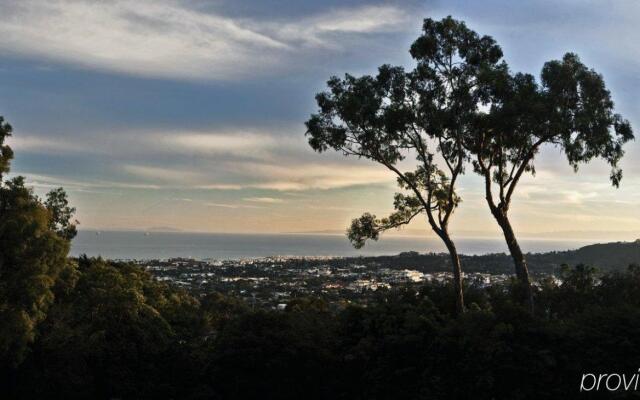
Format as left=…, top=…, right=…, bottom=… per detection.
left=1, top=0, right=638, bottom=237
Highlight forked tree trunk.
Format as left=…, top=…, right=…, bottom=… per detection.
left=440, top=231, right=465, bottom=315
left=492, top=209, right=534, bottom=312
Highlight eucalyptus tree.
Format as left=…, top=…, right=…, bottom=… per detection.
left=305, top=17, right=505, bottom=314
left=470, top=53, right=634, bottom=310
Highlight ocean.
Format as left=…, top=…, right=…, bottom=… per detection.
left=70, top=230, right=595, bottom=261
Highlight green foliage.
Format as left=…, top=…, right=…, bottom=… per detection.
left=2, top=254, right=640, bottom=399
left=306, top=17, right=503, bottom=245
left=0, top=177, right=74, bottom=366
left=0, top=116, right=13, bottom=180
left=200, top=291, right=249, bottom=331
left=347, top=178, right=460, bottom=249
left=472, top=52, right=633, bottom=196
left=45, top=188, right=77, bottom=241
left=13, top=257, right=209, bottom=399
left=347, top=212, right=381, bottom=249
left=207, top=308, right=339, bottom=400
left=307, top=17, right=510, bottom=314
left=0, top=116, right=79, bottom=366
left=541, top=53, right=633, bottom=186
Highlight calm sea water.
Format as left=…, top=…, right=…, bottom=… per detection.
left=70, top=230, right=595, bottom=261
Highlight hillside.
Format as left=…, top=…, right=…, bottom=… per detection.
left=526, top=239, right=640, bottom=273
left=319, top=240, right=640, bottom=276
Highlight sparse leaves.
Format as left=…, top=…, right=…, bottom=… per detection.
left=473, top=52, right=634, bottom=209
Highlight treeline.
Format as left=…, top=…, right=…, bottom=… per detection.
left=4, top=257, right=640, bottom=399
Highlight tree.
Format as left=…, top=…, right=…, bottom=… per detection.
left=0, top=116, right=12, bottom=181
left=469, top=53, right=634, bottom=310
left=306, top=17, right=506, bottom=314
left=0, top=116, right=78, bottom=366
left=0, top=177, right=76, bottom=366
left=45, top=188, right=78, bottom=241
left=22, top=257, right=209, bottom=398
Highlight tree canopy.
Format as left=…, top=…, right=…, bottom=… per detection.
left=467, top=51, right=633, bottom=309
left=306, top=17, right=514, bottom=314
left=0, top=117, right=78, bottom=366
left=0, top=116, right=12, bottom=181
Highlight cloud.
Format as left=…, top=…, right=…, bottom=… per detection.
left=243, top=197, right=284, bottom=204
left=233, top=161, right=396, bottom=191
left=195, top=184, right=244, bottom=190
left=262, top=5, right=412, bottom=48
left=204, top=202, right=262, bottom=209
left=9, top=135, right=91, bottom=153
left=15, top=173, right=163, bottom=191
left=157, top=131, right=282, bottom=158
left=0, top=0, right=286, bottom=80
left=11, top=125, right=399, bottom=192
left=0, top=0, right=413, bottom=80
left=9, top=128, right=293, bottom=160
left=122, top=164, right=205, bottom=183
left=120, top=160, right=395, bottom=192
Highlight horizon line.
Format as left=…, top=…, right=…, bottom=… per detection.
left=75, top=228, right=640, bottom=241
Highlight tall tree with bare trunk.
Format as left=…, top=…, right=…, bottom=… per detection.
left=305, top=17, right=506, bottom=314
left=468, top=53, right=634, bottom=311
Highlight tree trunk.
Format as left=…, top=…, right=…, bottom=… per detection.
left=441, top=232, right=465, bottom=315
left=492, top=209, right=534, bottom=312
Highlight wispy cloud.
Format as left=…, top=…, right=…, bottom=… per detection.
left=121, top=160, right=395, bottom=192
left=122, top=164, right=205, bottom=183
left=262, top=5, right=412, bottom=48
left=243, top=197, right=285, bottom=204
left=0, top=0, right=413, bottom=80
left=14, top=173, right=164, bottom=191
left=157, top=131, right=283, bottom=158
left=0, top=0, right=286, bottom=80
left=237, top=162, right=396, bottom=191
left=204, top=202, right=262, bottom=209
left=11, top=126, right=398, bottom=192
left=9, top=135, right=92, bottom=153
left=9, top=128, right=296, bottom=160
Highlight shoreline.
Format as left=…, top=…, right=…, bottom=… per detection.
left=69, top=239, right=640, bottom=266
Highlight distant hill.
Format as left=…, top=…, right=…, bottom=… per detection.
left=526, top=239, right=640, bottom=272
left=292, top=229, right=640, bottom=241
left=326, top=240, right=640, bottom=275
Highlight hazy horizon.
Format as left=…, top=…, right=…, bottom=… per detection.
left=70, top=230, right=607, bottom=261
left=1, top=0, right=638, bottom=235
left=76, top=227, right=640, bottom=242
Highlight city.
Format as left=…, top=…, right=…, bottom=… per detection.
left=141, top=255, right=513, bottom=309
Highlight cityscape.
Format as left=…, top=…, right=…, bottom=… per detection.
left=141, top=256, right=513, bottom=309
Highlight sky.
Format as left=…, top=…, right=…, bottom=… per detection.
left=0, top=0, right=638, bottom=238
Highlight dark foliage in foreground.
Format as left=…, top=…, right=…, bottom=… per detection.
left=3, top=258, right=640, bottom=399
